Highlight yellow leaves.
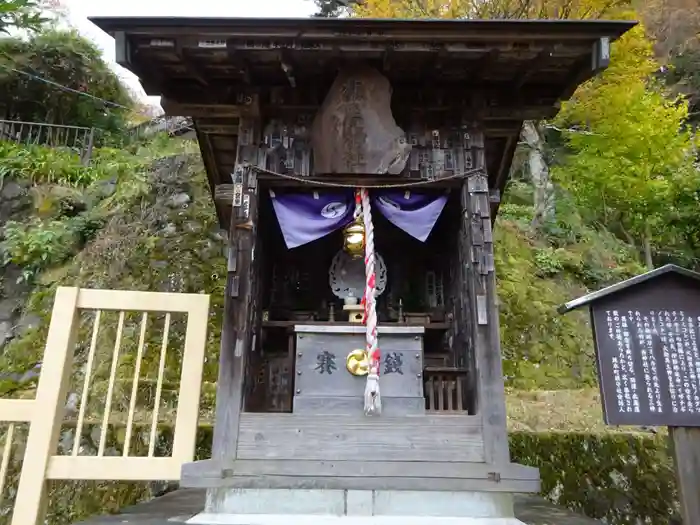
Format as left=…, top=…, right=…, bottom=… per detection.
left=553, top=20, right=696, bottom=241
left=557, top=18, right=664, bottom=127
left=353, top=0, right=633, bottom=20
left=353, top=0, right=468, bottom=18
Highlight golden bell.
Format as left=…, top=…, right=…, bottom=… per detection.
left=346, top=348, right=369, bottom=376
left=343, top=219, right=365, bottom=259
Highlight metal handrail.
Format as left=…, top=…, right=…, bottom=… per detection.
left=0, top=115, right=195, bottom=165
left=0, top=119, right=95, bottom=165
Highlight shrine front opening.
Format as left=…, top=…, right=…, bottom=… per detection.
left=248, top=185, right=473, bottom=416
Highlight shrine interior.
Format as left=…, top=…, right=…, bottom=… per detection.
left=246, top=186, right=471, bottom=414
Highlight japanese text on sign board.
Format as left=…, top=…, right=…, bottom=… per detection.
left=601, top=309, right=700, bottom=425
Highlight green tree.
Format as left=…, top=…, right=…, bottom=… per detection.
left=0, top=0, right=45, bottom=33
left=0, top=29, right=135, bottom=132
left=553, top=23, right=697, bottom=268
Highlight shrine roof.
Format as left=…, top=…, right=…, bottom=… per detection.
left=91, top=17, right=635, bottom=96
left=558, top=264, right=700, bottom=314
left=91, top=16, right=635, bottom=226
left=91, top=16, right=634, bottom=40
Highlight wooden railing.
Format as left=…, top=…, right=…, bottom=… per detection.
left=425, top=368, right=470, bottom=413
left=0, top=287, right=210, bottom=525
left=0, top=119, right=95, bottom=165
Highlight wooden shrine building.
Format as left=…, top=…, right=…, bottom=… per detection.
left=92, top=16, right=634, bottom=523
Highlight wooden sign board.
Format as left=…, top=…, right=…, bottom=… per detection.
left=590, top=284, right=700, bottom=427
left=560, top=265, right=700, bottom=524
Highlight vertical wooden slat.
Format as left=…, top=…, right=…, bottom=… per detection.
left=212, top=123, right=261, bottom=464
left=670, top=427, right=700, bottom=525
left=447, top=379, right=454, bottom=411
left=73, top=310, right=101, bottom=456
left=286, top=333, right=295, bottom=412
left=456, top=376, right=464, bottom=412
left=172, top=297, right=209, bottom=463
left=82, top=128, right=95, bottom=165
left=124, top=313, right=148, bottom=457
left=438, top=376, right=445, bottom=411
left=424, top=377, right=430, bottom=410
left=12, top=286, right=80, bottom=525
left=98, top=311, right=125, bottom=457
left=461, top=171, right=511, bottom=464
left=149, top=313, right=171, bottom=457
left=0, top=423, right=15, bottom=504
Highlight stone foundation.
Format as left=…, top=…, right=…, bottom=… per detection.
left=186, top=489, right=525, bottom=524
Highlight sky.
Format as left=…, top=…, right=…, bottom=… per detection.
left=61, top=0, right=317, bottom=108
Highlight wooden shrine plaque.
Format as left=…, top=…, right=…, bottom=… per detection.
left=590, top=274, right=700, bottom=426
left=293, top=326, right=425, bottom=416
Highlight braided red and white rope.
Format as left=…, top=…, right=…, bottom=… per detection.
left=359, top=187, right=381, bottom=416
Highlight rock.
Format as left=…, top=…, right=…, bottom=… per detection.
left=162, top=223, right=178, bottom=235
left=65, top=392, right=80, bottom=415
left=184, top=221, right=202, bottom=233
left=150, top=481, right=179, bottom=498
left=16, top=313, right=41, bottom=335
left=168, top=192, right=191, bottom=208
left=59, top=429, right=74, bottom=455
left=0, top=321, right=13, bottom=347
left=2, top=265, right=31, bottom=297
left=311, top=65, right=412, bottom=175
left=1, top=181, right=24, bottom=200
left=211, top=229, right=227, bottom=242
left=98, top=178, right=117, bottom=198
left=90, top=426, right=101, bottom=445
left=19, top=364, right=40, bottom=382
left=0, top=299, right=18, bottom=321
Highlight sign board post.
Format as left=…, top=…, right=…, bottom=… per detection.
left=559, top=264, right=700, bottom=525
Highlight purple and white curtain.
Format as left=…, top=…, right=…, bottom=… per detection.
left=269, top=189, right=448, bottom=249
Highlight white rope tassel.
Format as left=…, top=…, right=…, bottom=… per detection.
left=364, top=368, right=381, bottom=416
left=360, top=187, right=381, bottom=416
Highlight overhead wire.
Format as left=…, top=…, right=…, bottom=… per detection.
left=0, top=62, right=134, bottom=110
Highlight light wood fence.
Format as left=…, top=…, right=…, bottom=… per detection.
left=0, top=287, right=210, bottom=525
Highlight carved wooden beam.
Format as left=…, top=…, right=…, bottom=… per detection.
left=193, top=118, right=241, bottom=134
left=558, top=44, right=607, bottom=102
left=176, top=43, right=210, bottom=87
left=278, top=50, right=297, bottom=88
left=162, top=82, right=561, bottom=110
left=115, top=32, right=164, bottom=95
left=511, top=48, right=554, bottom=90
left=161, top=95, right=260, bottom=118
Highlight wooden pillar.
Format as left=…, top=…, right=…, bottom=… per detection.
left=458, top=128, right=510, bottom=465
left=669, top=427, right=700, bottom=524
left=211, top=118, right=260, bottom=464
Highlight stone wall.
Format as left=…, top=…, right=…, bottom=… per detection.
left=0, top=179, right=35, bottom=355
